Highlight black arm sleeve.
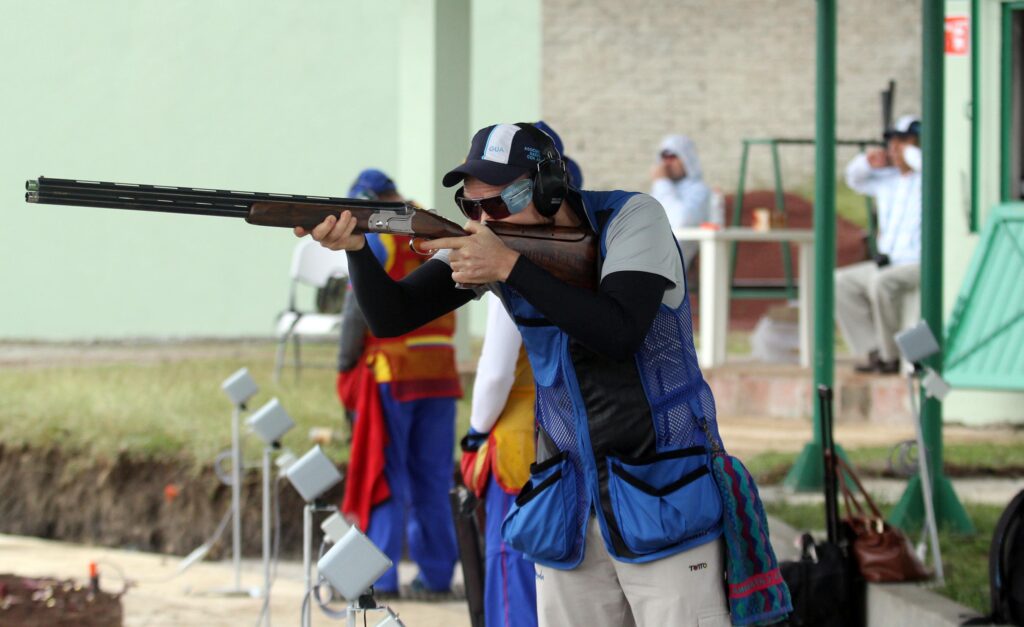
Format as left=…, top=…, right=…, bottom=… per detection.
left=345, top=245, right=475, bottom=337
left=505, top=256, right=670, bottom=361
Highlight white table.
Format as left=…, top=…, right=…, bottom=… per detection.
left=673, top=227, right=815, bottom=368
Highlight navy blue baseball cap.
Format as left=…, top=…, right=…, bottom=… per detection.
left=348, top=168, right=397, bottom=199
left=534, top=120, right=565, bottom=155
left=535, top=120, right=584, bottom=188
left=443, top=123, right=556, bottom=188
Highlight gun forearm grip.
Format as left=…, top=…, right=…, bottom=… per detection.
left=247, top=201, right=371, bottom=230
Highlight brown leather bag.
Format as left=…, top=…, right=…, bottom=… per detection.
left=835, top=456, right=930, bottom=583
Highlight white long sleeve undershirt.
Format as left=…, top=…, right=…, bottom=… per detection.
left=469, top=293, right=524, bottom=434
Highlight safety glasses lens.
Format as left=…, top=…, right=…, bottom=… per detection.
left=454, top=188, right=511, bottom=220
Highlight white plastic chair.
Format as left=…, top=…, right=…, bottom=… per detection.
left=274, top=239, right=350, bottom=382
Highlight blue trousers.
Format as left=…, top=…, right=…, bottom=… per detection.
left=365, top=384, right=457, bottom=592
left=485, top=475, right=538, bottom=627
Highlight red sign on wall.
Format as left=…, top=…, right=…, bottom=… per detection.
left=946, top=15, right=970, bottom=55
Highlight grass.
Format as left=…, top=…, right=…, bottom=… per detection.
left=765, top=499, right=1001, bottom=614
left=0, top=341, right=471, bottom=470
left=746, top=443, right=1024, bottom=485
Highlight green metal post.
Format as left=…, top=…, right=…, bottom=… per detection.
left=770, top=141, right=797, bottom=299
left=729, top=141, right=751, bottom=286
left=889, top=0, right=974, bottom=534
left=784, top=0, right=836, bottom=491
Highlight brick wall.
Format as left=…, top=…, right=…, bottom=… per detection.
left=542, top=0, right=922, bottom=194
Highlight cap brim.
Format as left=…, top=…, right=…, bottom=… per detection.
left=442, top=160, right=528, bottom=188
left=883, top=130, right=918, bottom=139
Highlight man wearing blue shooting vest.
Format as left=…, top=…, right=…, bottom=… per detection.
left=459, top=120, right=584, bottom=627
left=297, top=123, right=789, bottom=626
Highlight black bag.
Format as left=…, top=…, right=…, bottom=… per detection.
left=779, top=386, right=864, bottom=627
left=780, top=533, right=850, bottom=627
left=315, top=277, right=348, bottom=314
left=965, top=489, right=1024, bottom=626
left=991, top=489, right=1024, bottom=625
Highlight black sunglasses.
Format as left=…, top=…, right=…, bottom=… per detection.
left=454, top=187, right=513, bottom=221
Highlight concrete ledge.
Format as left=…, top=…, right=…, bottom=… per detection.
left=705, top=360, right=913, bottom=424
left=767, top=515, right=992, bottom=626
left=867, top=582, right=987, bottom=627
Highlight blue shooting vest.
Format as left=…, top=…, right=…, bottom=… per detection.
left=499, top=190, right=724, bottom=569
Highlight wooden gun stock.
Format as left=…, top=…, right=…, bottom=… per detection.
left=487, top=222, right=598, bottom=291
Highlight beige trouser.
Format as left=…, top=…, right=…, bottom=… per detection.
left=534, top=518, right=730, bottom=627
left=834, top=261, right=920, bottom=361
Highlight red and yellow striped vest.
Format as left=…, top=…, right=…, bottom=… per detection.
left=363, top=233, right=462, bottom=401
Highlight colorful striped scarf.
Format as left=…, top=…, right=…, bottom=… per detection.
left=712, top=453, right=792, bottom=625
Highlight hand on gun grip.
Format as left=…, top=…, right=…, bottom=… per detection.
left=302, top=211, right=366, bottom=251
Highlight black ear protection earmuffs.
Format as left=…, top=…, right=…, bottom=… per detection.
left=516, top=123, right=568, bottom=217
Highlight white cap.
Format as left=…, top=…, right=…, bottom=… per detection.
left=885, top=114, right=921, bottom=138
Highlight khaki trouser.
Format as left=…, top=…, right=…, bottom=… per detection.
left=835, top=261, right=920, bottom=361
left=534, top=518, right=730, bottom=627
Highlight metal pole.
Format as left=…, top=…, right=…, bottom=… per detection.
left=231, top=404, right=243, bottom=590
left=890, top=0, right=974, bottom=534
left=262, top=446, right=272, bottom=626
left=302, top=503, right=312, bottom=627
left=920, top=0, right=945, bottom=512
left=784, top=0, right=835, bottom=490
left=908, top=376, right=945, bottom=584
left=769, top=141, right=797, bottom=300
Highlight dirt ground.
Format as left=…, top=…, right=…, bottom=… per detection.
left=0, top=340, right=275, bottom=370
left=0, top=533, right=470, bottom=627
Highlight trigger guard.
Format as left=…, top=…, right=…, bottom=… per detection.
left=408, top=237, right=432, bottom=256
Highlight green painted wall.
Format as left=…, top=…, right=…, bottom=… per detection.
left=1, top=1, right=540, bottom=340
left=942, top=0, right=1024, bottom=424
left=465, top=0, right=541, bottom=337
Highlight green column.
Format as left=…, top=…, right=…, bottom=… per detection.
left=397, top=0, right=470, bottom=217
left=784, top=0, right=837, bottom=491
left=889, top=0, right=974, bottom=534
left=397, top=0, right=472, bottom=361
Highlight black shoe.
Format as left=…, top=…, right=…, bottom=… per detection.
left=854, top=351, right=882, bottom=373
left=878, top=359, right=901, bottom=374
left=400, top=575, right=462, bottom=602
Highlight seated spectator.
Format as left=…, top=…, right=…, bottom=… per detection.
left=835, top=115, right=922, bottom=374
left=650, top=134, right=711, bottom=265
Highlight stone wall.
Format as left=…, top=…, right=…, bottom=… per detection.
left=542, top=0, right=922, bottom=193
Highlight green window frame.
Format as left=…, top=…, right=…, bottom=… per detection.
left=1000, top=3, right=1024, bottom=202
left=972, top=0, right=984, bottom=233
left=974, top=0, right=1024, bottom=231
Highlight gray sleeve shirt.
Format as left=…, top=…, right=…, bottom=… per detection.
left=600, top=193, right=687, bottom=309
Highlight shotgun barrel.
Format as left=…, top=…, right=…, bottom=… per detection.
left=25, top=176, right=405, bottom=221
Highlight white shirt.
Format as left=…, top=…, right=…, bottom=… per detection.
left=844, top=145, right=922, bottom=266
left=469, top=293, right=523, bottom=434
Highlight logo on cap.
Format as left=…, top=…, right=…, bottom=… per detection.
left=481, top=124, right=520, bottom=165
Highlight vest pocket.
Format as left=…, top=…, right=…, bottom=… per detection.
left=607, top=448, right=722, bottom=555
left=500, top=451, right=577, bottom=563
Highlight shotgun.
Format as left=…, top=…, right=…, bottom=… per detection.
left=25, top=176, right=598, bottom=290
